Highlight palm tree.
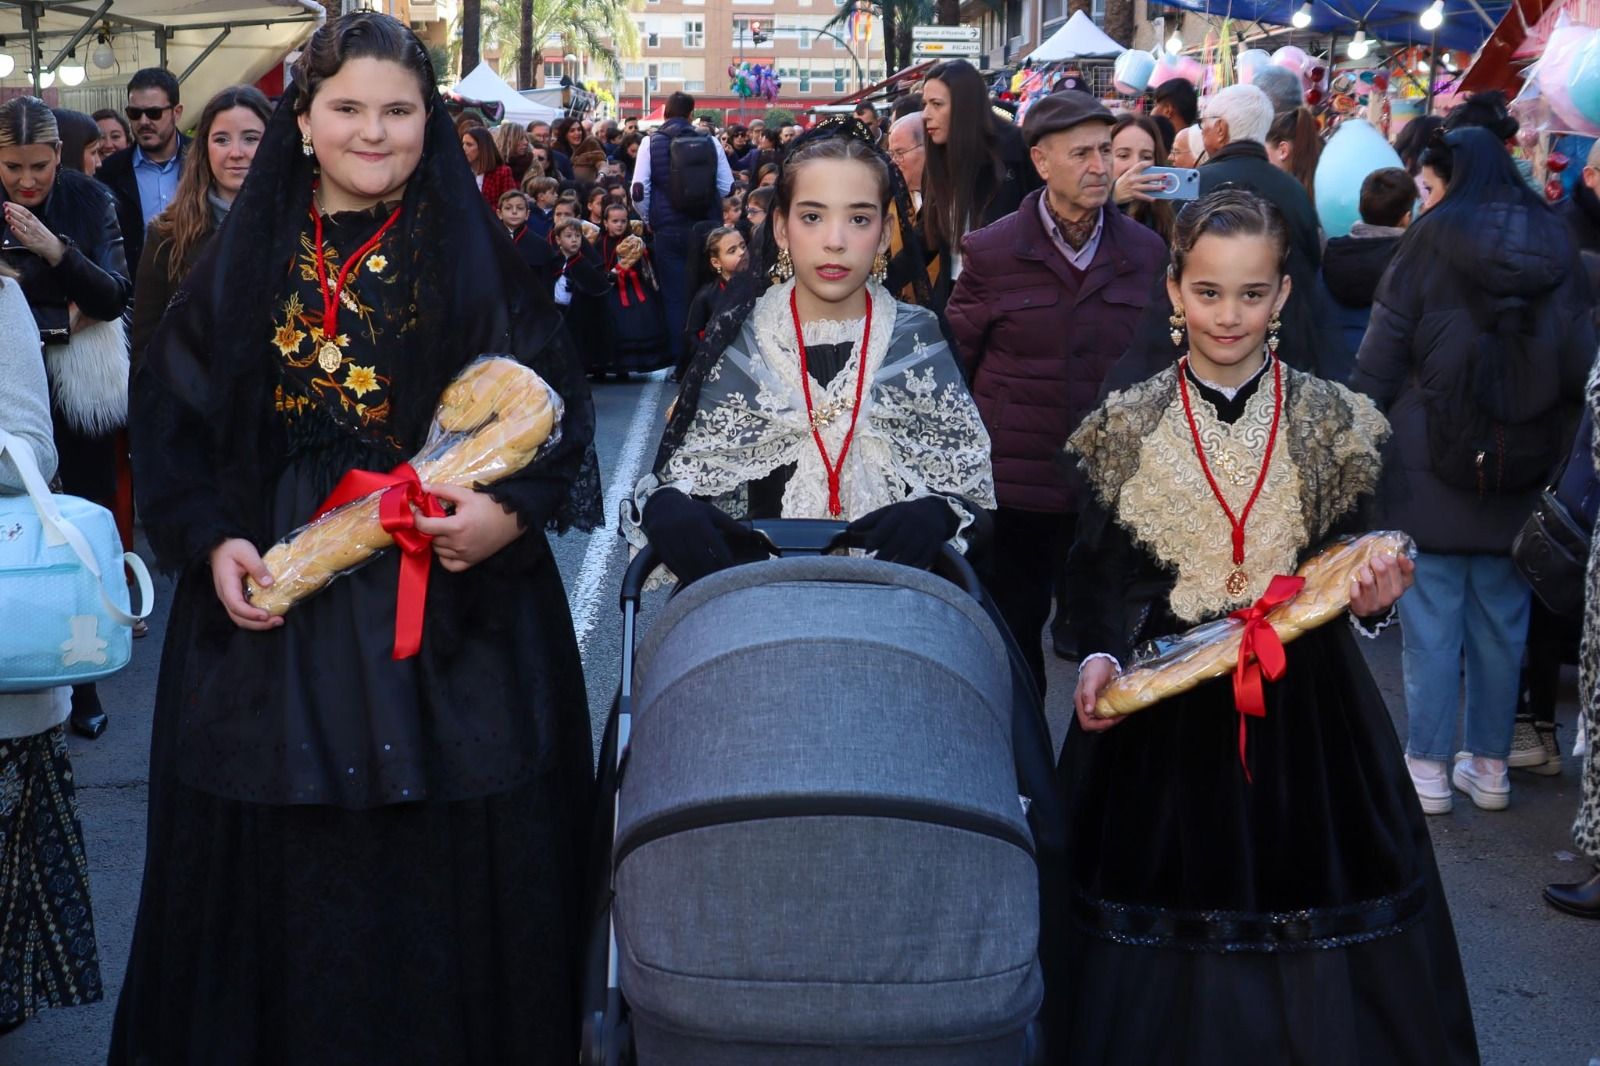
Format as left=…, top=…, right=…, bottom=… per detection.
left=1103, top=0, right=1133, bottom=46
left=462, top=0, right=482, bottom=75
left=452, top=0, right=640, bottom=87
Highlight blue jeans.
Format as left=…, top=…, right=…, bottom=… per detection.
left=652, top=224, right=693, bottom=365
left=1398, top=552, right=1531, bottom=761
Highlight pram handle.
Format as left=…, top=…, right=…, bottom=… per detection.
left=618, top=518, right=984, bottom=607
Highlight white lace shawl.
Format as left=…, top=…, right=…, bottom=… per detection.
left=624, top=279, right=995, bottom=555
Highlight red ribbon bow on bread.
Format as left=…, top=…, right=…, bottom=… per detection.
left=1227, top=574, right=1306, bottom=782
left=615, top=266, right=647, bottom=307
left=312, top=462, right=445, bottom=660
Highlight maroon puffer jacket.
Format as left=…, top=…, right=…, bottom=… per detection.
left=948, top=190, right=1167, bottom=513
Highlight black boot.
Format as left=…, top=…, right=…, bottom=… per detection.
left=69, top=683, right=107, bottom=740
left=1543, top=866, right=1600, bottom=918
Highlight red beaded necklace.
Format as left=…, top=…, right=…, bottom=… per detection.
left=789, top=286, right=872, bottom=518
left=1177, top=354, right=1284, bottom=597
left=308, top=192, right=404, bottom=374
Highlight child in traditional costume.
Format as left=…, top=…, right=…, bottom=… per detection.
left=621, top=118, right=994, bottom=579
left=551, top=217, right=612, bottom=375
left=1054, top=190, right=1478, bottom=1065
left=678, top=225, right=747, bottom=378
left=114, top=15, right=602, bottom=1063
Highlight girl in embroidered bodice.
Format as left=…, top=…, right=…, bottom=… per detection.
left=1047, top=191, right=1478, bottom=1065
left=117, top=13, right=602, bottom=1063
left=626, top=119, right=994, bottom=584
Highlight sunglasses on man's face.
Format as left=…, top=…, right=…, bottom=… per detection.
left=126, top=106, right=172, bottom=121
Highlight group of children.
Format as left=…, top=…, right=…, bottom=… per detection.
left=488, top=175, right=766, bottom=380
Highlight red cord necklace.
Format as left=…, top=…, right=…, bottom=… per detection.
left=309, top=193, right=403, bottom=374
left=790, top=286, right=872, bottom=517
left=1177, top=354, right=1284, bottom=597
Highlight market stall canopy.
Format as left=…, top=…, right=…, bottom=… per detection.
left=1157, top=0, right=1511, bottom=53
left=452, top=62, right=561, bottom=124
left=0, top=0, right=321, bottom=114
left=1458, top=0, right=1584, bottom=92
left=1029, top=10, right=1128, bottom=61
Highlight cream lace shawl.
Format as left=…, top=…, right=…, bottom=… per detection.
left=625, top=279, right=995, bottom=554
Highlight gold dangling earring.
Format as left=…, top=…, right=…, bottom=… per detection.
left=870, top=252, right=889, bottom=286
left=301, top=133, right=314, bottom=157
left=769, top=247, right=794, bottom=283
left=1169, top=306, right=1187, bottom=349
left=1266, top=312, right=1282, bottom=357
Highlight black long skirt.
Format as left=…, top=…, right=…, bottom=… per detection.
left=109, top=769, right=585, bottom=1065
left=1048, top=624, right=1480, bottom=1065
left=110, top=455, right=594, bottom=1064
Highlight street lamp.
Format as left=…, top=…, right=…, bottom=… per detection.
left=58, top=60, right=85, bottom=86
left=1166, top=30, right=1183, bottom=54
left=1291, top=3, right=1314, bottom=29
left=1419, top=0, right=1445, bottom=31
left=1347, top=29, right=1370, bottom=60
left=0, top=52, right=14, bottom=79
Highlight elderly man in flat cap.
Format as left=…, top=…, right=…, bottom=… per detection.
left=947, top=92, right=1167, bottom=695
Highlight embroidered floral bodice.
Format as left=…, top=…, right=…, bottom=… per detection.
left=270, top=205, right=410, bottom=452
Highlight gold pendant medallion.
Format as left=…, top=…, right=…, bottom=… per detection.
left=317, top=342, right=343, bottom=374
left=1226, top=569, right=1249, bottom=597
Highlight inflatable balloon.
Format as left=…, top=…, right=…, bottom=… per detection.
left=1538, top=20, right=1600, bottom=135
left=1152, top=53, right=1205, bottom=88
left=1313, top=119, right=1405, bottom=238
left=1235, top=48, right=1272, bottom=85
left=1567, top=27, right=1600, bottom=125
left=1272, top=45, right=1309, bottom=76
left=1114, top=49, right=1156, bottom=94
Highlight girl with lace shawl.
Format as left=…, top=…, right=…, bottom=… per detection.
left=113, top=15, right=602, bottom=1064
left=622, top=119, right=993, bottom=579
left=1052, top=191, right=1478, bottom=1064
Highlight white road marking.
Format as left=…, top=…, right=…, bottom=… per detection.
left=571, top=380, right=664, bottom=657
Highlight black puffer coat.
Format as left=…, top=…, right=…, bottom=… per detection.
left=1351, top=197, right=1596, bottom=554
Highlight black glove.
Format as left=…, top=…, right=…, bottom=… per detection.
left=847, top=496, right=960, bottom=570
left=641, top=487, right=759, bottom=585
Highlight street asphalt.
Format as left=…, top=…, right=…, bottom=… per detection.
left=3, top=374, right=1597, bottom=1065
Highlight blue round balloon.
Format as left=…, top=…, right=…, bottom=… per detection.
left=1314, top=119, right=1404, bottom=239
left=1570, top=31, right=1600, bottom=126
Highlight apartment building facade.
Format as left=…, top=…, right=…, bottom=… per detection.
left=609, top=0, right=887, bottom=118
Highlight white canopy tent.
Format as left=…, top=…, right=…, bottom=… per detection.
left=1028, top=10, right=1127, bottom=62
left=452, top=62, right=561, bottom=125
left=0, top=0, right=321, bottom=119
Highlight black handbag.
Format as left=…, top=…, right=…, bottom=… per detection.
left=1512, top=410, right=1598, bottom=617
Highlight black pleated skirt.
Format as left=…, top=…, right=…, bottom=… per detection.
left=1047, top=624, right=1480, bottom=1065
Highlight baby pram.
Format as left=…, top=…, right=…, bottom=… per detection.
left=583, top=519, right=1058, bottom=1066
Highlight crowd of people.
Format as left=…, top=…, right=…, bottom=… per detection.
left=1, top=9, right=1598, bottom=1064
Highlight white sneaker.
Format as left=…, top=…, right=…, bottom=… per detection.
left=1406, top=756, right=1453, bottom=815
left=1452, top=754, right=1511, bottom=811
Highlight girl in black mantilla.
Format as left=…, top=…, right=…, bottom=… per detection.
left=113, top=13, right=602, bottom=1065
left=1053, top=191, right=1478, bottom=1064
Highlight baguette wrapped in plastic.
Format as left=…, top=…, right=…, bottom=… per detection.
left=245, top=356, right=562, bottom=615
left=1094, top=531, right=1416, bottom=718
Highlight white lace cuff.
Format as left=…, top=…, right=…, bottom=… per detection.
left=1079, top=652, right=1122, bottom=674
left=1349, top=606, right=1397, bottom=640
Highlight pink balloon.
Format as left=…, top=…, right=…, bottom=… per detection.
left=1272, top=45, right=1309, bottom=76
left=1152, top=54, right=1205, bottom=88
